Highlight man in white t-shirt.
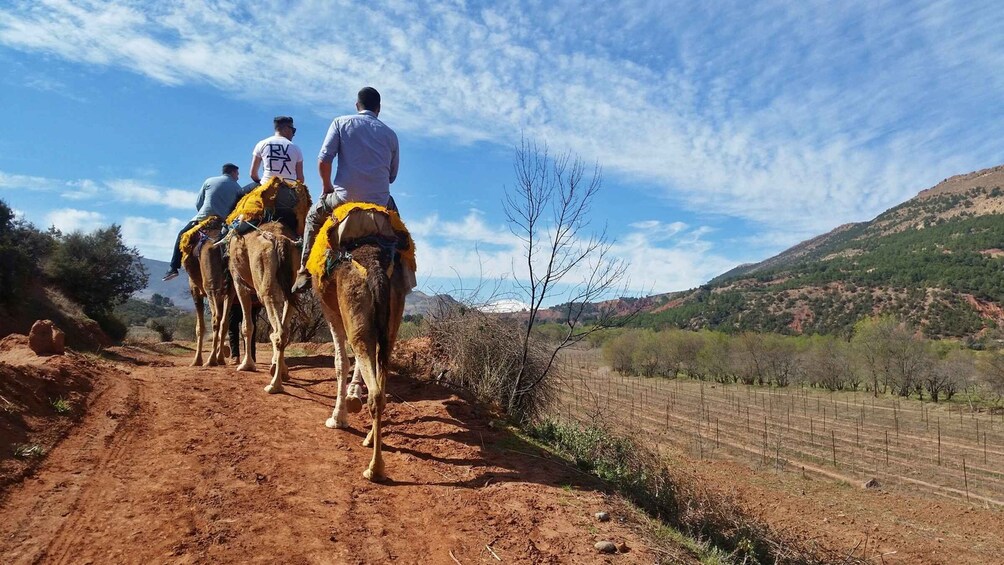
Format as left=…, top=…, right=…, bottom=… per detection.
left=250, top=116, right=305, bottom=184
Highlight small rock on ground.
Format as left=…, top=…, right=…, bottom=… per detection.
left=595, top=540, right=617, bottom=554
left=595, top=511, right=610, bottom=522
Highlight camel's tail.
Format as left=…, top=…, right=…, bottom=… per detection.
left=365, top=249, right=392, bottom=370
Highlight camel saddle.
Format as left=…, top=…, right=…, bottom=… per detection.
left=179, top=216, right=223, bottom=264
left=306, top=202, right=417, bottom=290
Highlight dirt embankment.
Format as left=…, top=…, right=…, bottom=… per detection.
left=0, top=338, right=680, bottom=564
left=0, top=333, right=122, bottom=492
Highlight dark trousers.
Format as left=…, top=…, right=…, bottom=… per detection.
left=228, top=303, right=262, bottom=360
left=170, top=220, right=200, bottom=271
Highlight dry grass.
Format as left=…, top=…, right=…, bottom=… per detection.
left=428, top=306, right=554, bottom=423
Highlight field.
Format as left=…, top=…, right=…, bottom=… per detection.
left=555, top=347, right=1004, bottom=506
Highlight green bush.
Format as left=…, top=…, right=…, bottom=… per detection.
left=47, top=225, right=148, bottom=324
left=0, top=200, right=55, bottom=305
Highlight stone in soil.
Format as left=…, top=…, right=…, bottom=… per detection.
left=595, top=540, right=617, bottom=554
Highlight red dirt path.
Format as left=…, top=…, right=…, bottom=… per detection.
left=0, top=342, right=678, bottom=564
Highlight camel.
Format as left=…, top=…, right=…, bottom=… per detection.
left=311, top=206, right=412, bottom=481
left=180, top=218, right=232, bottom=367
left=227, top=220, right=300, bottom=394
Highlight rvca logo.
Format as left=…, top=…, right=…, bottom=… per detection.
left=267, top=144, right=293, bottom=175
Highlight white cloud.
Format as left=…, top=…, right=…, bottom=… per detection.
left=105, top=179, right=197, bottom=210
left=2, top=1, right=1000, bottom=245
left=120, top=215, right=187, bottom=261
left=0, top=169, right=195, bottom=210
left=45, top=208, right=105, bottom=233
left=0, top=171, right=60, bottom=191
left=412, top=213, right=743, bottom=299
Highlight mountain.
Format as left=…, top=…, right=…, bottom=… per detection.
left=133, top=258, right=459, bottom=317
left=633, top=164, right=1004, bottom=338
left=136, top=258, right=194, bottom=310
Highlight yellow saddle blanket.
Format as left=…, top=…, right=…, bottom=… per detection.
left=306, top=202, right=417, bottom=288
left=179, top=216, right=222, bottom=264
left=226, top=176, right=312, bottom=235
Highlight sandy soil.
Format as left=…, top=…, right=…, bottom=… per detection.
left=0, top=341, right=680, bottom=564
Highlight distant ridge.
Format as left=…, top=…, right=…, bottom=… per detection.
left=627, top=163, right=1004, bottom=338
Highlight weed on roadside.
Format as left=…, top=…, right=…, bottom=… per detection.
left=51, top=396, right=72, bottom=414
left=12, top=444, right=45, bottom=458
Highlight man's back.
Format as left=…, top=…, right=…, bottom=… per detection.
left=319, top=111, right=399, bottom=205
left=195, top=174, right=245, bottom=220
left=253, top=134, right=303, bottom=182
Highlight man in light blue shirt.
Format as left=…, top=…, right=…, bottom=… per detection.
left=162, top=163, right=250, bottom=281
left=292, top=86, right=400, bottom=292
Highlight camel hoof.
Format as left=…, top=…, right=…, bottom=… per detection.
left=237, top=363, right=256, bottom=372
left=264, top=384, right=282, bottom=394
left=191, top=359, right=203, bottom=367
left=325, top=417, right=348, bottom=429
left=345, top=395, right=363, bottom=414
left=362, top=468, right=384, bottom=482
left=206, top=358, right=219, bottom=367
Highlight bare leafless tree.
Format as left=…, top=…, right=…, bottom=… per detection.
left=502, top=137, right=632, bottom=419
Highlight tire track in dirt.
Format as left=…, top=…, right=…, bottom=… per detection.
left=0, top=369, right=139, bottom=565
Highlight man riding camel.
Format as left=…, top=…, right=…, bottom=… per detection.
left=163, top=163, right=249, bottom=281
left=250, top=116, right=304, bottom=185
left=291, top=86, right=400, bottom=293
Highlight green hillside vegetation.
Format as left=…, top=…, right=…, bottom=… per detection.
left=632, top=176, right=1004, bottom=338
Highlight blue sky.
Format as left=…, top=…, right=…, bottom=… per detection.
left=1, top=0, right=1002, bottom=305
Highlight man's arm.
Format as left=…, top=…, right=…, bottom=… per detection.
left=250, top=154, right=263, bottom=184
left=295, top=160, right=304, bottom=183
left=317, top=120, right=340, bottom=194
left=388, top=134, right=399, bottom=184
left=195, top=182, right=208, bottom=211
left=318, top=160, right=334, bottom=194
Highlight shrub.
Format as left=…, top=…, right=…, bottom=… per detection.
left=428, top=306, right=551, bottom=422
left=145, top=318, right=175, bottom=342
left=47, top=225, right=148, bottom=320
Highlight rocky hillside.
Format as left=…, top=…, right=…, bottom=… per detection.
left=636, top=164, right=1004, bottom=338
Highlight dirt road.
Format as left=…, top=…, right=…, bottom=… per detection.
left=0, top=344, right=672, bottom=564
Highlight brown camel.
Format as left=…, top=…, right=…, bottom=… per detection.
left=181, top=221, right=232, bottom=367
left=227, top=221, right=300, bottom=394
left=315, top=239, right=408, bottom=482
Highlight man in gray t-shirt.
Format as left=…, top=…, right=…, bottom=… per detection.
left=292, top=86, right=400, bottom=293
left=162, top=163, right=250, bottom=281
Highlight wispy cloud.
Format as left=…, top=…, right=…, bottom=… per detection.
left=2, top=1, right=1001, bottom=246
left=121, top=215, right=186, bottom=260
left=0, top=169, right=195, bottom=210
left=45, top=208, right=105, bottom=233
left=413, top=214, right=742, bottom=296
left=0, top=171, right=61, bottom=191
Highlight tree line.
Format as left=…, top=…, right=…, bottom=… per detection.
left=601, top=317, right=1004, bottom=404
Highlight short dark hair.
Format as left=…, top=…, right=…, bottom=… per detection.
left=357, top=87, right=381, bottom=111
left=222, top=163, right=239, bottom=175
left=273, top=115, right=294, bottom=129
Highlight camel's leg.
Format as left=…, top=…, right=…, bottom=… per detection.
left=217, top=293, right=232, bottom=361
left=262, top=289, right=287, bottom=394
left=210, top=292, right=230, bottom=365
left=325, top=321, right=351, bottom=429
left=345, top=362, right=365, bottom=414
left=235, top=284, right=256, bottom=373
left=206, top=292, right=222, bottom=366
left=278, top=299, right=292, bottom=382
left=191, top=293, right=205, bottom=367
left=360, top=349, right=385, bottom=481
